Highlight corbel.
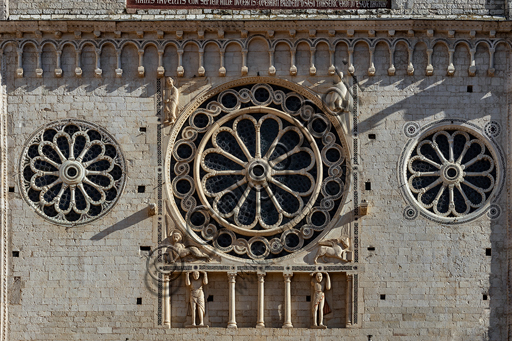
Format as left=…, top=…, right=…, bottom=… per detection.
left=388, top=46, right=396, bottom=76
left=267, top=30, right=274, bottom=39
left=177, top=49, right=184, bottom=77
left=115, top=49, right=123, bottom=78
left=157, top=50, right=165, bottom=78
left=75, top=49, right=82, bottom=77
left=447, top=48, right=455, bottom=76
left=425, top=48, right=433, bottom=76
left=268, top=48, right=276, bottom=76
left=198, top=48, right=205, bottom=77
left=34, top=30, right=42, bottom=39
left=219, top=49, right=226, bottom=77
left=309, top=47, right=316, bottom=76
left=289, top=48, right=297, bottom=76
left=388, top=30, right=395, bottom=37
left=93, top=31, right=101, bottom=38
left=368, top=30, right=375, bottom=38
left=488, top=48, right=495, bottom=77
left=328, top=30, right=336, bottom=37
left=94, top=48, right=102, bottom=78
left=54, top=31, right=62, bottom=39
left=198, top=30, right=204, bottom=39
left=490, top=30, right=496, bottom=38
left=176, top=31, right=183, bottom=40
left=54, top=50, right=63, bottom=77
left=218, top=29, right=224, bottom=39
left=137, top=49, right=145, bottom=77
left=468, top=48, right=476, bottom=76
left=35, top=47, right=43, bottom=78
left=347, top=29, right=354, bottom=37
left=407, top=47, right=414, bottom=76
left=309, top=29, right=316, bottom=38
left=157, top=30, right=164, bottom=39
left=74, top=31, right=82, bottom=39
left=328, top=47, right=336, bottom=75
left=347, top=47, right=355, bottom=75
left=448, top=30, right=455, bottom=38
left=136, top=31, right=144, bottom=39
left=427, top=29, right=434, bottom=37
left=367, top=47, right=375, bottom=76
left=289, top=29, right=296, bottom=38
left=114, top=31, right=122, bottom=38
left=241, top=49, right=248, bottom=76
left=241, top=30, right=248, bottom=38
left=16, top=47, right=23, bottom=78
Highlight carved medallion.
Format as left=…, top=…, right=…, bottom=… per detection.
left=19, top=120, right=126, bottom=225
left=401, top=124, right=502, bottom=223
left=167, top=81, right=349, bottom=260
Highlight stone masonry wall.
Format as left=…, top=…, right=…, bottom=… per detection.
left=3, top=25, right=510, bottom=340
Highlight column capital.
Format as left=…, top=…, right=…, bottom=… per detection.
left=227, top=272, right=237, bottom=282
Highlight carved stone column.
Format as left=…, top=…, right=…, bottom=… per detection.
left=256, top=273, right=265, bottom=328
left=227, top=273, right=237, bottom=329
left=163, top=276, right=171, bottom=327
left=283, top=273, right=293, bottom=328
left=346, top=273, right=353, bottom=326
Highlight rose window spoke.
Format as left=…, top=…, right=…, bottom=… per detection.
left=405, top=127, right=500, bottom=220
left=20, top=120, right=126, bottom=225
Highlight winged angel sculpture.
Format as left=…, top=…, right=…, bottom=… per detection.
left=163, top=208, right=210, bottom=263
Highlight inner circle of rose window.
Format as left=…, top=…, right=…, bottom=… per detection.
left=197, top=111, right=322, bottom=235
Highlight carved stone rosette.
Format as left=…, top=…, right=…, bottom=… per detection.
left=19, top=120, right=126, bottom=225
left=166, top=78, right=350, bottom=261
left=400, top=122, right=504, bottom=224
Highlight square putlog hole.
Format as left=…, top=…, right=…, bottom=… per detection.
left=365, top=182, right=372, bottom=190
left=486, top=248, right=491, bottom=256
left=368, top=134, right=376, bottom=140
left=207, top=295, right=214, bottom=302
left=306, top=295, right=311, bottom=302
left=137, top=186, right=145, bottom=193
left=12, top=251, right=19, bottom=257
left=136, top=298, right=142, bottom=305
left=139, top=127, right=147, bottom=132
left=467, top=85, right=473, bottom=93
left=8, top=187, right=14, bottom=193
left=380, top=294, right=386, bottom=300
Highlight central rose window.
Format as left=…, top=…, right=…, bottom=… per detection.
left=168, top=82, right=349, bottom=260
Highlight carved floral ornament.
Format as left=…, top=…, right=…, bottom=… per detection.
left=166, top=80, right=350, bottom=261
left=19, top=120, right=126, bottom=225
left=401, top=123, right=503, bottom=223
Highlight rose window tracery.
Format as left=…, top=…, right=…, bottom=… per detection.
left=20, top=120, right=126, bottom=225
left=404, top=126, right=501, bottom=222
left=168, top=82, right=349, bottom=260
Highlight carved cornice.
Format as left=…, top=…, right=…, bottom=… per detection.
left=0, top=19, right=510, bottom=35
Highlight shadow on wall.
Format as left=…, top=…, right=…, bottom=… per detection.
left=90, top=207, right=150, bottom=240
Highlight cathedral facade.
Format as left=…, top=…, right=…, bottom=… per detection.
left=0, top=0, right=510, bottom=340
